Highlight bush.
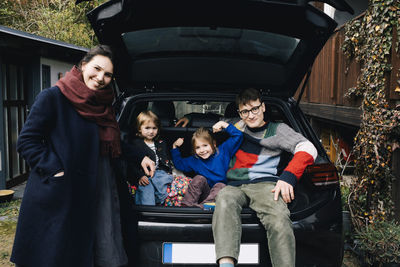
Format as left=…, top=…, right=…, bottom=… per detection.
left=341, top=184, right=350, bottom=211
left=356, top=221, right=400, bottom=266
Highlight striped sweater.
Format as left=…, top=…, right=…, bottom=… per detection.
left=226, top=120, right=317, bottom=186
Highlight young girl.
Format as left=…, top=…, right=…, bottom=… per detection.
left=130, top=110, right=174, bottom=205
left=171, top=121, right=243, bottom=208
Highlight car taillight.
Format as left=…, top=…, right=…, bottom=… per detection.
left=303, top=163, right=340, bottom=187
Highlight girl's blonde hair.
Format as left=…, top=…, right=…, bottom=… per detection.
left=191, top=127, right=217, bottom=155
left=136, top=110, right=160, bottom=139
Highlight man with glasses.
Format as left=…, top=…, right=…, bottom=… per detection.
left=213, top=88, right=317, bottom=267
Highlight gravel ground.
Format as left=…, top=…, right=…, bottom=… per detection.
left=0, top=199, right=20, bottom=267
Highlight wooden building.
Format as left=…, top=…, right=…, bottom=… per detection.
left=297, top=4, right=400, bottom=174
left=0, top=25, right=88, bottom=189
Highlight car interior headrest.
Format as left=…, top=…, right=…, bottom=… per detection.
left=151, top=101, right=176, bottom=127
left=224, top=102, right=238, bottom=118
left=188, top=112, right=221, bottom=128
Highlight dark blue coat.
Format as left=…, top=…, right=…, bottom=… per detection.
left=11, top=87, right=143, bottom=267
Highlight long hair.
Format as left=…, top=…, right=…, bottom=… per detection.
left=191, top=127, right=217, bottom=156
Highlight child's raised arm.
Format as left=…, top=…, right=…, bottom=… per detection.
left=212, top=121, right=229, bottom=133
left=173, top=138, right=184, bottom=149
left=171, top=138, right=195, bottom=173
left=215, top=122, right=243, bottom=158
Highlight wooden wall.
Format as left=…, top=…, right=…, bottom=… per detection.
left=298, top=18, right=400, bottom=107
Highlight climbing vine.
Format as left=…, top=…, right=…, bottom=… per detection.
left=342, top=0, right=400, bottom=230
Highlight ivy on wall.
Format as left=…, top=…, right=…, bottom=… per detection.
left=342, top=0, right=400, bottom=230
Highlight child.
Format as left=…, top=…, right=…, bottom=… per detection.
left=171, top=121, right=243, bottom=208
left=131, top=110, right=173, bottom=205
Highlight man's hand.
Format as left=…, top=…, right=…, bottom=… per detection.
left=272, top=180, right=294, bottom=203
left=212, top=121, right=229, bottom=133
left=141, top=156, right=155, bottom=177
left=173, top=138, right=184, bottom=149
left=175, top=117, right=189, bottom=127
left=138, top=176, right=150, bottom=186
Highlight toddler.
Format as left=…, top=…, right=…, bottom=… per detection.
left=131, top=110, right=173, bottom=205
left=171, top=121, right=243, bottom=208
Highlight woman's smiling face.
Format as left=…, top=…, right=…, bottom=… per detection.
left=81, top=55, right=113, bottom=90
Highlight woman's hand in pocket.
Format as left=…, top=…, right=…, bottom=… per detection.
left=53, top=171, right=64, bottom=177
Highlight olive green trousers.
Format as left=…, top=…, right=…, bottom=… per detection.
left=212, top=182, right=295, bottom=267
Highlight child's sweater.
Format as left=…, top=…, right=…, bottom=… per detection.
left=171, top=124, right=243, bottom=187
left=227, top=120, right=317, bottom=186
left=128, top=138, right=173, bottom=183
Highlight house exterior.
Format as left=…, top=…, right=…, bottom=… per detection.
left=0, top=25, right=88, bottom=189
left=296, top=0, right=400, bottom=171
left=298, top=20, right=400, bottom=152
left=302, top=1, right=400, bottom=219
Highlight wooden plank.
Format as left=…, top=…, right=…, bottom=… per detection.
left=330, top=33, right=337, bottom=101
left=299, top=102, right=362, bottom=126
left=297, top=26, right=362, bottom=108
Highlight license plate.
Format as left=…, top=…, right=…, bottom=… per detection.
left=162, top=242, right=259, bottom=264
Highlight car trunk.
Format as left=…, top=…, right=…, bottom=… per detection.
left=83, top=0, right=353, bottom=264
left=86, top=0, right=352, bottom=98
left=118, top=93, right=340, bottom=222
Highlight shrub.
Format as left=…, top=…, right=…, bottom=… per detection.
left=341, top=184, right=350, bottom=211
left=356, top=220, right=400, bottom=266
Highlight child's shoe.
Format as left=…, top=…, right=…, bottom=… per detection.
left=203, top=202, right=215, bottom=211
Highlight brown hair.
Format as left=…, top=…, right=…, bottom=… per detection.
left=191, top=127, right=217, bottom=156
left=136, top=110, right=160, bottom=139
left=236, top=88, right=261, bottom=107
left=78, top=44, right=115, bottom=70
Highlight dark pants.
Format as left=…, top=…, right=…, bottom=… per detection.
left=182, top=175, right=225, bottom=208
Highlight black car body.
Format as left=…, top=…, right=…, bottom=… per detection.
left=86, top=0, right=355, bottom=266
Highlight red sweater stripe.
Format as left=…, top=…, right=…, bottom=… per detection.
left=284, top=151, right=315, bottom=180
left=231, top=149, right=259, bottom=170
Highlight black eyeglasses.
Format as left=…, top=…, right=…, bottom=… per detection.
left=238, top=103, right=262, bottom=118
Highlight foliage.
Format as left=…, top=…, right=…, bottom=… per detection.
left=356, top=220, right=400, bottom=265
left=0, top=199, right=20, bottom=267
left=341, top=184, right=350, bottom=211
left=0, top=0, right=108, bottom=48
left=0, top=199, right=20, bottom=236
left=0, top=199, right=21, bottom=219
left=342, top=0, right=400, bottom=231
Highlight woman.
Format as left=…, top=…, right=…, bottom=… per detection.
left=11, top=45, right=153, bottom=267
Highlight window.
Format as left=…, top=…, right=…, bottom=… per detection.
left=42, top=64, right=51, bottom=90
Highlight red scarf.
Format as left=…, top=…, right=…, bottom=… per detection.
left=56, top=66, right=121, bottom=158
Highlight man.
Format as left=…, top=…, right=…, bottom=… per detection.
left=213, top=88, right=317, bottom=267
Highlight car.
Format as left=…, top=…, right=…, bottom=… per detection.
left=86, top=0, right=355, bottom=266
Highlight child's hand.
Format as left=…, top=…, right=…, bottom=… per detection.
left=173, top=138, right=184, bottom=148
left=138, top=176, right=150, bottom=186
left=212, top=121, right=229, bottom=133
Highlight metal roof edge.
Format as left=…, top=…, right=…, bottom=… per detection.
left=0, top=25, right=89, bottom=53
